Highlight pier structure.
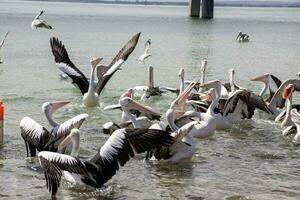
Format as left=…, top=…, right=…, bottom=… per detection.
left=189, top=0, right=214, bottom=19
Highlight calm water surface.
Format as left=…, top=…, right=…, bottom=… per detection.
left=0, top=0, right=300, bottom=199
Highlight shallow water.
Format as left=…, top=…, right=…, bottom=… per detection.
left=0, top=0, right=300, bottom=199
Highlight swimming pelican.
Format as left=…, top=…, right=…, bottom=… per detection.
left=20, top=101, right=88, bottom=157
left=133, top=66, right=178, bottom=100
left=38, top=128, right=174, bottom=196
left=50, top=32, right=140, bottom=107
left=31, top=11, right=53, bottom=29
left=199, top=80, right=271, bottom=130
left=250, top=73, right=282, bottom=103
left=0, top=31, right=9, bottom=64
left=138, top=39, right=151, bottom=64
left=236, top=31, right=249, bottom=42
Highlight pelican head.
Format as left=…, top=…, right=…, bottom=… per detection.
left=119, top=97, right=160, bottom=117
left=201, top=88, right=218, bottom=102
left=42, top=100, right=70, bottom=114
left=250, top=73, right=270, bottom=83
left=90, top=57, right=103, bottom=68
left=282, top=84, right=294, bottom=100
left=170, top=81, right=197, bottom=111
left=121, top=88, right=134, bottom=98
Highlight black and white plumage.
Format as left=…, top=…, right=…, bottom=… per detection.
left=38, top=128, right=174, bottom=196
left=50, top=32, right=141, bottom=106
left=138, top=39, right=151, bottom=64
left=236, top=31, right=249, bottom=42
left=0, top=31, right=9, bottom=64
left=20, top=101, right=88, bottom=157
left=31, top=11, right=53, bottom=29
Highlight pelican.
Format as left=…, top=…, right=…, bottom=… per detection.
left=20, top=101, right=88, bottom=157
left=50, top=32, right=140, bottom=107
left=38, top=128, right=174, bottom=196
left=199, top=80, right=271, bottom=130
left=148, top=122, right=197, bottom=162
left=250, top=73, right=282, bottom=103
left=290, top=109, right=300, bottom=144
left=0, top=31, right=9, bottom=64
left=133, top=66, right=178, bottom=100
left=31, top=11, right=53, bottom=29
left=138, top=39, right=151, bottom=64
left=267, top=79, right=300, bottom=116
left=236, top=31, right=249, bottom=42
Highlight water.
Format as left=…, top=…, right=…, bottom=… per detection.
left=0, top=0, right=300, bottom=199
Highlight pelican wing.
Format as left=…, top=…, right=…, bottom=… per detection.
left=45, top=114, right=88, bottom=148
left=34, top=10, right=44, bottom=19
left=38, top=151, right=88, bottom=196
left=20, top=117, right=51, bottom=157
left=0, top=31, right=9, bottom=49
left=222, top=90, right=251, bottom=118
left=95, top=32, right=141, bottom=95
left=50, top=37, right=89, bottom=95
left=87, top=128, right=173, bottom=187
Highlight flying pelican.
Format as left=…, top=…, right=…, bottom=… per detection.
left=236, top=31, right=249, bottom=42
left=133, top=66, right=178, bottom=100
left=0, top=31, right=9, bottom=64
left=250, top=73, right=282, bottom=103
left=20, top=101, right=88, bottom=157
left=31, top=11, right=53, bottom=29
left=50, top=32, right=141, bottom=107
left=38, top=128, right=174, bottom=196
left=138, top=39, right=151, bottom=64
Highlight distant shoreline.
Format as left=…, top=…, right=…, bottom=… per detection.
left=24, top=0, right=300, bottom=8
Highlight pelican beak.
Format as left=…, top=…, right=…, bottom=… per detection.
left=57, top=135, right=72, bottom=152
left=199, top=79, right=218, bottom=89
left=51, top=100, right=70, bottom=111
left=178, top=68, right=184, bottom=78
left=121, top=88, right=134, bottom=98
left=175, top=81, right=197, bottom=110
left=200, top=60, right=207, bottom=73
left=282, top=84, right=294, bottom=100
left=126, top=98, right=161, bottom=117
left=90, top=57, right=103, bottom=68
left=201, top=88, right=214, bottom=102
left=250, top=73, right=269, bottom=83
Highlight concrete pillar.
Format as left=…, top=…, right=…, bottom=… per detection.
left=201, top=0, right=214, bottom=19
left=189, top=0, right=200, bottom=18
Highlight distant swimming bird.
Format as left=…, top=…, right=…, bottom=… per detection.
left=50, top=32, right=141, bottom=107
left=0, top=31, right=9, bottom=64
left=236, top=31, right=249, bottom=42
left=31, top=11, right=53, bottom=30
left=20, top=101, right=88, bottom=157
left=138, top=39, right=151, bottom=64
left=38, top=128, right=174, bottom=196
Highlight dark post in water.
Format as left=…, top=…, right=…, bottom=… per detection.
left=189, top=0, right=200, bottom=18
left=201, top=0, right=214, bottom=19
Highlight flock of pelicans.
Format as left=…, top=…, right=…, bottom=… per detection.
left=0, top=10, right=299, bottom=197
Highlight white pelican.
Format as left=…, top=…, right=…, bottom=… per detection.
left=50, top=32, right=141, bottom=107
left=0, top=31, right=9, bottom=64
left=31, top=11, right=53, bottom=29
left=199, top=80, right=271, bottom=130
left=147, top=122, right=197, bottom=162
left=20, top=101, right=88, bottom=157
left=236, top=31, right=249, bottom=42
left=38, top=128, right=174, bottom=196
left=290, top=109, right=300, bottom=144
left=250, top=73, right=282, bottom=103
left=133, top=66, right=178, bottom=100
left=138, top=39, right=151, bottom=64
left=267, top=79, right=300, bottom=116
